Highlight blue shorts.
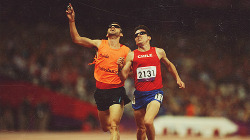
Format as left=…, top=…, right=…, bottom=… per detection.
left=132, top=89, right=164, bottom=110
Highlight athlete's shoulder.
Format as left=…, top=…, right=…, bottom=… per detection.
left=120, top=44, right=131, bottom=55
left=121, top=44, right=130, bottom=50
left=97, top=39, right=108, bottom=49
left=155, top=47, right=165, bottom=53
left=126, top=51, right=134, bottom=61
left=154, top=47, right=166, bottom=59
left=133, top=49, right=139, bottom=53
left=128, top=51, right=135, bottom=56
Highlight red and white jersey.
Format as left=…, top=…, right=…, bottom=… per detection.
left=132, top=47, right=163, bottom=91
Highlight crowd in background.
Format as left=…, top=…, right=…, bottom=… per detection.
left=0, top=97, right=51, bottom=131
left=0, top=20, right=249, bottom=131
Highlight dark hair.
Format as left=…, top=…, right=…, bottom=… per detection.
left=109, top=22, right=122, bottom=32
left=134, top=25, right=151, bottom=36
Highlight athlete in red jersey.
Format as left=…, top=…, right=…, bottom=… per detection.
left=132, top=47, right=163, bottom=91
left=118, top=25, right=185, bottom=140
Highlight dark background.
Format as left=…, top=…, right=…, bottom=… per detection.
left=0, top=0, right=249, bottom=134
left=1, top=0, right=250, bottom=43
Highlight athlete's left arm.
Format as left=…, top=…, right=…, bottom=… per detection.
left=156, top=48, right=185, bottom=89
left=117, top=52, right=134, bottom=82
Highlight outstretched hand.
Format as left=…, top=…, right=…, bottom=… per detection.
left=66, top=3, right=75, bottom=22
left=177, top=80, right=185, bottom=89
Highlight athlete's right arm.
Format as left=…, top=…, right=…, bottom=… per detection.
left=66, top=3, right=101, bottom=48
left=118, top=52, right=134, bottom=81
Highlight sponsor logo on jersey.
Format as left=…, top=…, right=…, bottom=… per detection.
left=138, top=54, right=152, bottom=58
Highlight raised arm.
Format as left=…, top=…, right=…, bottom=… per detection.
left=118, top=52, right=134, bottom=81
left=156, top=48, right=185, bottom=88
left=66, top=3, right=101, bottom=48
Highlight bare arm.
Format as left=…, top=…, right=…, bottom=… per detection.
left=66, top=3, right=101, bottom=48
left=117, top=52, right=134, bottom=82
left=156, top=48, right=185, bottom=88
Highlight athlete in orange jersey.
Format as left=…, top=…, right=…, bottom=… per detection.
left=118, top=25, right=185, bottom=140
left=66, top=3, right=131, bottom=140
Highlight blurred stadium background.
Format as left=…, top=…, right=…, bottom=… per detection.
left=0, top=0, right=249, bottom=139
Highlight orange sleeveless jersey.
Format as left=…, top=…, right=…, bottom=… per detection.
left=93, top=40, right=130, bottom=88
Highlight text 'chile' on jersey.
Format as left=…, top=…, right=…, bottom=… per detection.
left=132, top=47, right=163, bottom=91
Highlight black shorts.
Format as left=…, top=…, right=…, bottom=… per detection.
left=94, top=87, right=131, bottom=111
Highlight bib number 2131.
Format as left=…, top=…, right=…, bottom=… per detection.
left=137, top=66, right=156, bottom=82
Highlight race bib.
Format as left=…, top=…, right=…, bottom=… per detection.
left=136, top=66, right=156, bottom=82
left=155, top=93, right=163, bottom=102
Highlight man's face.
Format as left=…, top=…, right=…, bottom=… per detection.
left=134, top=29, right=150, bottom=46
left=107, top=24, right=122, bottom=36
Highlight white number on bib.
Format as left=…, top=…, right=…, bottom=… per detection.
left=155, top=93, right=163, bottom=102
left=136, top=66, right=156, bottom=82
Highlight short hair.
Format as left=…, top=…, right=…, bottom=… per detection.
left=134, top=25, right=151, bottom=36
left=109, top=22, right=122, bottom=32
